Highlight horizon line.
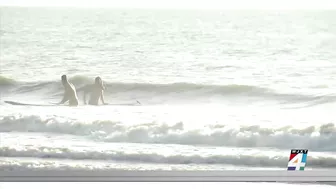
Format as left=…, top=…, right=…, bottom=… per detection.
left=1, top=5, right=336, bottom=10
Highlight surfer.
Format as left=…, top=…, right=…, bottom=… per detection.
left=77, top=76, right=107, bottom=106
left=56, top=75, right=79, bottom=106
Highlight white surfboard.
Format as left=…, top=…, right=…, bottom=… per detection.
left=4, top=100, right=57, bottom=107
left=4, top=100, right=142, bottom=107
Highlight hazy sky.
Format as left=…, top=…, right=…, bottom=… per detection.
left=0, top=0, right=336, bottom=9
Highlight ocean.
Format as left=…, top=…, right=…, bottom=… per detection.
left=0, top=7, right=336, bottom=171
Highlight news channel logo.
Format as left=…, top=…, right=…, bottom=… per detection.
left=287, top=149, right=308, bottom=171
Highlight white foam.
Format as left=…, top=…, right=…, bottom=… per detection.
left=0, top=157, right=283, bottom=171
left=1, top=115, right=335, bottom=151
left=1, top=134, right=335, bottom=169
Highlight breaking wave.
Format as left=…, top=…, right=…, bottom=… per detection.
left=1, top=146, right=335, bottom=168
left=1, top=115, right=335, bottom=151
left=1, top=75, right=336, bottom=103
left=0, top=75, right=16, bottom=86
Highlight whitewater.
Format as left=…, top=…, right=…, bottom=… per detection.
left=0, top=7, right=336, bottom=171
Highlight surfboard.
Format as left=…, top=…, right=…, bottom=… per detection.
left=105, top=100, right=141, bottom=106
left=4, top=100, right=142, bottom=107
left=104, top=103, right=140, bottom=106
left=4, top=101, right=56, bottom=107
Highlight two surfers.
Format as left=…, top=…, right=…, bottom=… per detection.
left=57, top=75, right=107, bottom=107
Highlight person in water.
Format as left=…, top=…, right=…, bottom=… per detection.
left=78, top=76, right=108, bottom=105
left=57, top=75, right=79, bottom=106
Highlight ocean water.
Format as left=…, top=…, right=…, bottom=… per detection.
left=1, top=182, right=335, bottom=189
left=0, top=7, right=336, bottom=171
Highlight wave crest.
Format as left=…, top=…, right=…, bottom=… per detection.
left=1, top=115, right=335, bottom=151
left=1, top=146, right=335, bottom=168
left=2, top=75, right=336, bottom=104
left=2, top=75, right=336, bottom=103
left=0, top=75, right=16, bottom=86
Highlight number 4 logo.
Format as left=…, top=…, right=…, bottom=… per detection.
left=288, top=153, right=307, bottom=170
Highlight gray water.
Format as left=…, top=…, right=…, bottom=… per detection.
left=0, top=7, right=336, bottom=171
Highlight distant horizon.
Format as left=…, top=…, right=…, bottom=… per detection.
left=2, top=7, right=336, bottom=12
left=1, top=0, right=336, bottom=10
left=2, top=6, right=336, bottom=10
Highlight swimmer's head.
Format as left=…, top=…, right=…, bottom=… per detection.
left=95, top=77, right=102, bottom=84
left=95, top=76, right=105, bottom=89
left=61, top=75, right=68, bottom=85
